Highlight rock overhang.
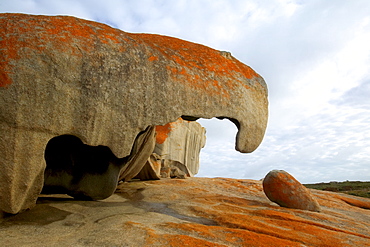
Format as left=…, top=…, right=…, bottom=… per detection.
left=0, top=13, right=268, bottom=214
left=0, top=13, right=268, bottom=156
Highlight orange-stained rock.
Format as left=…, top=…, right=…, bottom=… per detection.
left=154, top=118, right=206, bottom=175
left=263, top=170, right=321, bottom=212
left=0, top=13, right=268, bottom=214
left=1, top=177, right=369, bottom=246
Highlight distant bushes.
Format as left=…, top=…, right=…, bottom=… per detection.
left=304, top=181, right=370, bottom=199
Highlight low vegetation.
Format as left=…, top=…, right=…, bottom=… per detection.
left=304, top=181, right=370, bottom=199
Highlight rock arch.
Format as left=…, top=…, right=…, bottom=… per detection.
left=0, top=14, right=268, bottom=214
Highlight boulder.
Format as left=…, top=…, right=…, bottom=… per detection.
left=263, top=170, right=321, bottom=212
left=0, top=13, right=268, bottom=214
left=1, top=178, right=369, bottom=246
left=161, top=159, right=192, bottom=179
left=134, top=154, right=192, bottom=180
left=154, top=118, right=206, bottom=175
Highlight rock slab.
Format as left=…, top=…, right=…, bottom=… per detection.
left=0, top=14, right=268, bottom=214
left=1, top=177, right=369, bottom=246
left=263, top=170, right=322, bottom=212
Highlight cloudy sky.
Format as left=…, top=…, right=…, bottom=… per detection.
left=1, top=0, right=369, bottom=183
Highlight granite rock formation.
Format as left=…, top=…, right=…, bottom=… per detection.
left=0, top=14, right=268, bottom=214
left=134, top=154, right=192, bottom=180
left=1, top=178, right=369, bottom=246
left=263, top=170, right=322, bottom=212
left=132, top=118, right=205, bottom=180
left=160, top=159, right=192, bottom=179
left=154, top=118, right=206, bottom=175
left=118, top=126, right=157, bottom=182
left=134, top=153, right=163, bottom=181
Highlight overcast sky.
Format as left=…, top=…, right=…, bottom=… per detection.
left=1, top=0, right=369, bottom=183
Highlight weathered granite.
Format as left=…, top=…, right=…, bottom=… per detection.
left=263, top=170, right=322, bottom=212
left=154, top=118, right=206, bottom=175
left=161, top=159, right=192, bottom=179
left=118, top=126, right=157, bottom=182
left=134, top=154, right=192, bottom=180
left=1, top=178, right=369, bottom=246
left=0, top=13, right=268, bottom=214
left=134, top=154, right=162, bottom=181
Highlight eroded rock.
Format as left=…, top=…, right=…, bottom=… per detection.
left=134, top=117, right=205, bottom=181
left=118, top=126, right=157, bottom=182
left=134, top=153, right=162, bottom=181
left=42, top=135, right=127, bottom=200
left=0, top=14, right=268, bottom=214
left=263, top=170, right=322, bottom=212
left=42, top=126, right=156, bottom=199
left=134, top=154, right=192, bottom=180
left=154, top=118, right=206, bottom=175
left=161, top=159, right=192, bottom=179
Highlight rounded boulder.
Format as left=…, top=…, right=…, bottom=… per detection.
left=263, top=170, right=321, bottom=212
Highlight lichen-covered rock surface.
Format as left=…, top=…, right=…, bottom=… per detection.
left=0, top=14, right=268, bottom=214
left=263, top=170, right=322, bottom=212
left=154, top=118, right=206, bottom=175
left=1, top=177, right=369, bottom=246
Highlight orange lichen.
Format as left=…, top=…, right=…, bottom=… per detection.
left=189, top=207, right=367, bottom=246
left=130, top=33, right=260, bottom=79
left=148, top=55, right=158, bottom=62
left=263, top=170, right=321, bottom=212
left=155, top=118, right=185, bottom=144
left=155, top=123, right=172, bottom=144
left=128, top=33, right=262, bottom=98
left=130, top=178, right=370, bottom=246
left=333, top=194, right=370, bottom=210
left=1, top=13, right=262, bottom=97
left=162, top=234, right=226, bottom=247
left=0, top=68, right=12, bottom=87
left=161, top=222, right=303, bottom=247
left=0, top=13, right=127, bottom=87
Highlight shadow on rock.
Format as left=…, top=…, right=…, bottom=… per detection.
left=1, top=205, right=71, bottom=226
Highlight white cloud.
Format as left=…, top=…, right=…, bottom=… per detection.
left=197, top=102, right=370, bottom=184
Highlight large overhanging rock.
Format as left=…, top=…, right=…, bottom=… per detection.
left=0, top=13, right=268, bottom=214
